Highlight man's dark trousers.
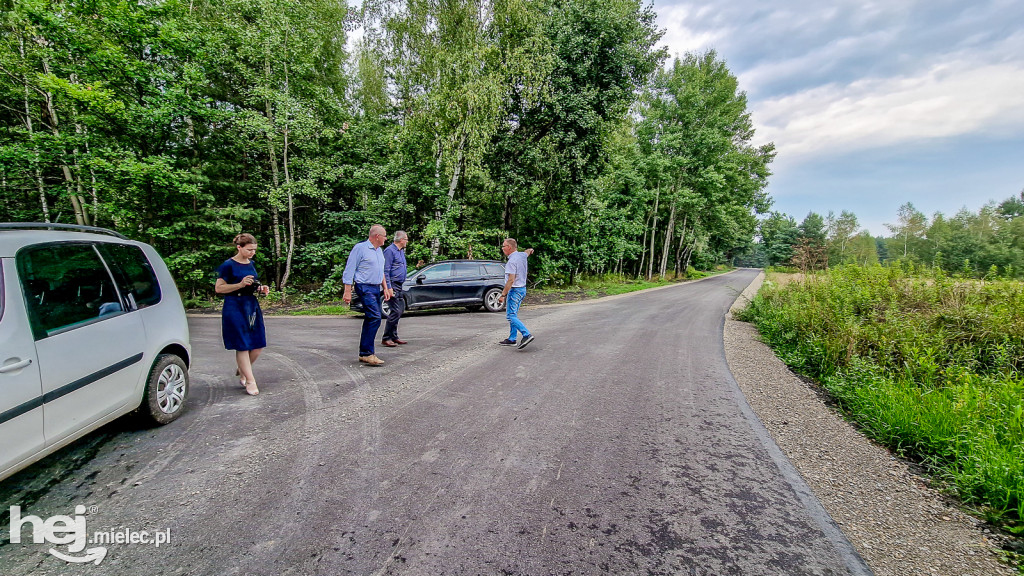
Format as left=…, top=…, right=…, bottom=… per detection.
left=383, top=284, right=405, bottom=342
left=354, top=283, right=381, bottom=356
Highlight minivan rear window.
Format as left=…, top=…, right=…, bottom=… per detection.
left=97, top=243, right=161, bottom=308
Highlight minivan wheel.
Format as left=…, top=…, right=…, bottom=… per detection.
left=142, top=354, right=188, bottom=425
left=483, top=288, right=505, bottom=312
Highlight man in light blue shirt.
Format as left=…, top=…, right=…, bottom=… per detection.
left=497, top=238, right=535, bottom=349
left=343, top=225, right=392, bottom=365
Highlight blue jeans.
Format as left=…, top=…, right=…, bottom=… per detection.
left=354, top=283, right=381, bottom=356
left=506, top=287, right=530, bottom=341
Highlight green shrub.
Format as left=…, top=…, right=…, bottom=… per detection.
left=742, top=264, right=1024, bottom=531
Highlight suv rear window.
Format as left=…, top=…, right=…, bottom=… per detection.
left=97, top=243, right=161, bottom=308
left=17, top=243, right=124, bottom=337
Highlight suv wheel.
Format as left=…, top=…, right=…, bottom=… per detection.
left=142, top=354, right=189, bottom=425
left=483, top=288, right=505, bottom=312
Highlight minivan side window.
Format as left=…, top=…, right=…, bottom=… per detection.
left=97, top=243, right=161, bottom=309
left=17, top=244, right=124, bottom=338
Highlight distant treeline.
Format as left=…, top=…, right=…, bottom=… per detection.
left=740, top=195, right=1024, bottom=277
left=0, top=0, right=774, bottom=298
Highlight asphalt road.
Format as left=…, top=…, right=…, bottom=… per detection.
left=0, top=269, right=871, bottom=575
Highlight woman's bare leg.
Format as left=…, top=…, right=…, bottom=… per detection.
left=236, top=350, right=259, bottom=395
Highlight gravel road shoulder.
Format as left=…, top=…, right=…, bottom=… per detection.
left=724, top=271, right=1015, bottom=576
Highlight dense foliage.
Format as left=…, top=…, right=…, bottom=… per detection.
left=0, top=0, right=774, bottom=299
left=741, top=264, right=1024, bottom=532
left=745, top=197, right=1024, bottom=280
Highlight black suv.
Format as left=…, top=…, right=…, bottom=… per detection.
left=351, top=259, right=507, bottom=314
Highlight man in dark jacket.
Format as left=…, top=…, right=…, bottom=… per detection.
left=381, top=230, right=409, bottom=347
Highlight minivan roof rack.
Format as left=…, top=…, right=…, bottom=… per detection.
left=0, top=222, right=128, bottom=239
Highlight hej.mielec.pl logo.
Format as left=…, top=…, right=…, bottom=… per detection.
left=7, top=505, right=171, bottom=564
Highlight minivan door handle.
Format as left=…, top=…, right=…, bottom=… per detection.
left=0, top=358, right=33, bottom=373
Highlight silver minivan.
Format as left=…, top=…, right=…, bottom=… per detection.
left=0, top=223, right=191, bottom=481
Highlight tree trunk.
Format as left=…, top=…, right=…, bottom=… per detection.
left=433, top=136, right=465, bottom=258
left=647, top=183, right=660, bottom=281
left=674, top=215, right=688, bottom=277
left=659, top=194, right=676, bottom=279
left=19, top=36, right=50, bottom=222
left=682, top=236, right=697, bottom=272
left=502, top=192, right=513, bottom=232
left=431, top=139, right=443, bottom=257
left=280, top=122, right=295, bottom=290
left=70, top=74, right=90, bottom=226
left=637, top=212, right=650, bottom=277
left=39, top=58, right=85, bottom=225
left=82, top=124, right=99, bottom=224
left=280, top=40, right=296, bottom=292
left=265, top=55, right=283, bottom=286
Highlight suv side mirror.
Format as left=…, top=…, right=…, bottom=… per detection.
left=416, top=276, right=425, bottom=284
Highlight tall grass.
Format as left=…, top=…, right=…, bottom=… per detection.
left=739, top=264, right=1024, bottom=532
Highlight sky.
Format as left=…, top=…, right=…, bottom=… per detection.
left=652, top=0, right=1024, bottom=236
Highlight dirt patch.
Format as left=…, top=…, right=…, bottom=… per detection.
left=524, top=288, right=608, bottom=306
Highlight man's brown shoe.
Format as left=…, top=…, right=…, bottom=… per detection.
left=381, top=340, right=398, bottom=347
left=393, top=339, right=408, bottom=345
left=359, top=355, right=385, bottom=366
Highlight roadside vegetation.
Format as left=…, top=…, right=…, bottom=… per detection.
left=739, top=264, right=1024, bottom=541
left=194, top=267, right=720, bottom=315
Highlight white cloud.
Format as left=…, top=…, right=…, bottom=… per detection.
left=752, top=55, right=1024, bottom=161
left=655, top=4, right=727, bottom=59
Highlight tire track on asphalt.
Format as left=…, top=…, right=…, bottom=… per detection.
left=123, top=369, right=227, bottom=488
left=242, top=350, right=333, bottom=572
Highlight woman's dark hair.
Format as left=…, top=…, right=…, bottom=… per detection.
left=233, top=233, right=257, bottom=247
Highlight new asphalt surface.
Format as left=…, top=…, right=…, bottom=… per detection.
left=0, top=269, right=871, bottom=575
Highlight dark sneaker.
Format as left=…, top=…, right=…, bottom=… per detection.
left=517, top=334, right=534, bottom=349
left=498, top=338, right=517, bottom=346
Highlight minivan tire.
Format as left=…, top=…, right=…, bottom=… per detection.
left=141, top=354, right=189, bottom=425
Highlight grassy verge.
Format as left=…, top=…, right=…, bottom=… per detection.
left=531, top=268, right=723, bottom=300
left=187, top=267, right=728, bottom=314
left=739, top=264, right=1024, bottom=541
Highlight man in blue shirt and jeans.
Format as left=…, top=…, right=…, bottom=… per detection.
left=497, top=238, right=535, bottom=349
left=381, top=230, right=409, bottom=347
left=343, top=225, right=392, bottom=366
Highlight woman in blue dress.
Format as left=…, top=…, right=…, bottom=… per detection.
left=215, top=233, right=270, bottom=395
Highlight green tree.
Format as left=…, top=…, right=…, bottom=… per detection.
left=799, top=212, right=826, bottom=246
left=759, top=212, right=799, bottom=266
left=885, top=202, right=928, bottom=260
left=487, top=0, right=664, bottom=282
left=635, top=51, right=773, bottom=278
left=826, top=210, right=859, bottom=264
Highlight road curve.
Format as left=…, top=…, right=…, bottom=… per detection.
left=0, top=269, right=870, bottom=575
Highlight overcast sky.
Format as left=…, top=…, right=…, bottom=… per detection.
left=652, top=0, right=1024, bottom=236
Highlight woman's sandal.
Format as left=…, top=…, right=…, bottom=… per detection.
left=244, top=380, right=259, bottom=396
